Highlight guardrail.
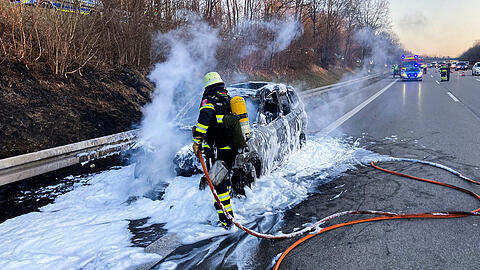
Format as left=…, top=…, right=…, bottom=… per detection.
left=0, top=72, right=386, bottom=186
left=300, top=72, right=385, bottom=98
left=0, top=130, right=138, bottom=186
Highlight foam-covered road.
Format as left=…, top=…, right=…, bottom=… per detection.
left=1, top=72, right=479, bottom=270
left=256, top=71, right=480, bottom=269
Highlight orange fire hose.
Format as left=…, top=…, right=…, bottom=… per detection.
left=198, top=153, right=479, bottom=268
left=199, top=155, right=406, bottom=239
left=199, top=153, right=299, bottom=239
left=273, top=161, right=480, bottom=270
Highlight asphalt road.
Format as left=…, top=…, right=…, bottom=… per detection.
left=255, top=70, right=480, bottom=269
left=3, top=70, right=479, bottom=270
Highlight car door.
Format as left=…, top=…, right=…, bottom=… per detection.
left=270, top=91, right=290, bottom=164
left=248, top=89, right=284, bottom=174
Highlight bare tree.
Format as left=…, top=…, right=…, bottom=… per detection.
left=357, top=0, right=390, bottom=31
left=0, top=0, right=399, bottom=76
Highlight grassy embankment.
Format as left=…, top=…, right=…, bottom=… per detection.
left=248, top=65, right=350, bottom=89
left=0, top=3, right=348, bottom=158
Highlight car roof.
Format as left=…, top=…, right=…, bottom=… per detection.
left=227, top=82, right=290, bottom=98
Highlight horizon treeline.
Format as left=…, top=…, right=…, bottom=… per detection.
left=460, top=44, right=480, bottom=60
left=0, top=0, right=402, bottom=76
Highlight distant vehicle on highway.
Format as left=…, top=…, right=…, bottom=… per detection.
left=472, top=62, right=480, bottom=76
left=12, top=0, right=97, bottom=14
left=456, top=61, right=468, bottom=71
left=400, top=55, right=423, bottom=81
left=450, top=62, right=457, bottom=70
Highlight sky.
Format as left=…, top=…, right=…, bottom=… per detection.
left=389, top=0, right=480, bottom=57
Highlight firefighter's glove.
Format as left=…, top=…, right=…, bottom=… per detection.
left=192, top=137, right=203, bottom=158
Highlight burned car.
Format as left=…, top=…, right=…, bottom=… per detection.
left=174, top=82, right=307, bottom=195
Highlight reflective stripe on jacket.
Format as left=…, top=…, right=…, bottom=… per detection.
left=193, top=90, right=233, bottom=150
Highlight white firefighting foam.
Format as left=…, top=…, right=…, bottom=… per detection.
left=0, top=137, right=388, bottom=270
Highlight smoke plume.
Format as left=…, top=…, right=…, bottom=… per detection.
left=306, top=26, right=403, bottom=136
left=234, top=18, right=302, bottom=61
left=133, top=13, right=301, bottom=190
left=133, top=14, right=219, bottom=187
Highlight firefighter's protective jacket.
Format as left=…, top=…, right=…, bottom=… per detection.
left=193, top=85, right=233, bottom=151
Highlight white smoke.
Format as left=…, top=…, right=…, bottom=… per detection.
left=235, top=19, right=302, bottom=60
left=239, top=44, right=260, bottom=58
left=134, top=14, right=219, bottom=187
left=270, top=19, right=301, bottom=54
left=306, top=26, right=403, bottom=135
left=134, top=14, right=301, bottom=190
left=354, top=27, right=402, bottom=73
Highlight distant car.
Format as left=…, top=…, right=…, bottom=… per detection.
left=13, top=0, right=97, bottom=14
left=173, top=82, right=307, bottom=195
left=456, top=61, right=468, bottom=71
left=472, top=62, right=480, bottom=76
left=400, top=61, right=423, bottom=81
left=450, top=62, right=457, bottom=70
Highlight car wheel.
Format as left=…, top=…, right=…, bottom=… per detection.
left=231, top=157, right=260, bottom=196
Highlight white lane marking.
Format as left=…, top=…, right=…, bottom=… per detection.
left=321, top=80, right=398, bottom=135
left=447, top=92, right=460, bottom=102
left=430, top=75, right=433, bottom=78
left=476, top=79, right=480, bottom=82
left=435, top=80, right=440, bottom=84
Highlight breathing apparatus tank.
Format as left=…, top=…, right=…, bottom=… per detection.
left=230, top=96, right=252, bottom=141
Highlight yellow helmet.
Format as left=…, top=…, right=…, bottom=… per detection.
left=203, top=72, right=224, bottom=88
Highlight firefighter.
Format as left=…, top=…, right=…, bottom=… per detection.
left=393, top=64, right=400, bottom=78
left=393, top=64, right=399, bottom=78
left=440, top=64, right=448, bottom=81
left=193, top=72, right=235, bottom=230
left=447, top=63, right=451, bottom=81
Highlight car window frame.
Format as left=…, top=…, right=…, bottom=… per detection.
left=257, top=89, right=284, bottom=126
left=278, top=91, right=293, bottom=116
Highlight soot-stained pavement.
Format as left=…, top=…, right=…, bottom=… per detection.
left=254, top=136, right=480, bottom=270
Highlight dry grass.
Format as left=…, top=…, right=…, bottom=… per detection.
left=0, top=1, right=154, bottom=76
